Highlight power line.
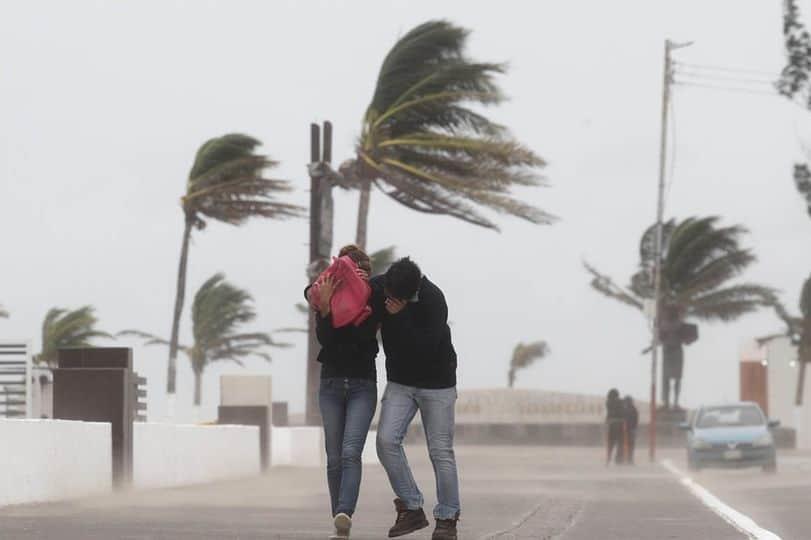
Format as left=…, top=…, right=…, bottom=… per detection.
left=674, top=69, right=776, bottom=86
left=664, top=88, right=678, bottom=214
left=674, top=61, right=779, bottom=77
left=673, top=80, right=779, bottom=97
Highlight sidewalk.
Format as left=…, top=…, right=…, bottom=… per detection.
left=0, top=445, right=775, bottom=539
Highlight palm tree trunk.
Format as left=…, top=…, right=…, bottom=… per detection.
left=508, top=369, right=515, bottom=388
left=355, top=180, right=371, bottom=250
left=795, top=360, right=806, bottom=406
left=168, top=218, right=194, bottom=399
left=193, top=368, right=202, bottom=407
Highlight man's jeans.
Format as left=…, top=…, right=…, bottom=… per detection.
left=376, top=382, right=460, bottom=520
left=319, top=377, right=377, bottom=517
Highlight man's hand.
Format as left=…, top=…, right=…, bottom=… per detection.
left=385, top=297, right=407, bottom=315
left=318, top=275, right=341, bottom=316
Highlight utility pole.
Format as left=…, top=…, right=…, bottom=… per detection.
left=650, top=39, right=691, bottom=462
left=305, top=121, right=334, bottom=426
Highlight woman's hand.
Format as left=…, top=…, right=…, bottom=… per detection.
left=318, top=275, right=341, bottom=316
left=354, top=267, right=370, bottom=281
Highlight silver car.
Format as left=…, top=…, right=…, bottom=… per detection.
left=681, top=402, right=779, bottom=473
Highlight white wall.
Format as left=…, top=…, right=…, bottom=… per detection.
left=271, top=426, right=379, bottom=467
left=134, top=423, right=260, bottom=489
left=762, top=337, right=811, bottom=449
left=0, top=419, right=111, bottom=506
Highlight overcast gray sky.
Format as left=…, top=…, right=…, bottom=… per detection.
left=2, top=0, right=810, bottom=422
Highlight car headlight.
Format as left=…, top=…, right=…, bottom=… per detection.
left=753, top=433, right=773, bottom=447
left=691, top=438, right=712, bottom=449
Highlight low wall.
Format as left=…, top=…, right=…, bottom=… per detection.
left=0, top=419, right=111, bottom=506
left=271, top=426, right=379, bottom=467
left=133, top=423, right=260, bottom=489
left=403, top=422, right=797, bottom=449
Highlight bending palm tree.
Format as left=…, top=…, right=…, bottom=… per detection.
left=167, top=134, right=302, bottom=412
left=778, top=1, right=811, bottom=215
left=585, top=216, right=775, bottom=409
left=508, top=341, right=549, bottom=388
left=766, top=276, right=811, bottom=405
left=36, top=306, right=112, bottom=367
left=338, top=20, right=553, bottom=249
left=125, top=273, right=284, bottom=408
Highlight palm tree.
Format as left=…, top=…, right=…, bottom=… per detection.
left=166, top=134, right=302, bottom=411
left=124, top=273, right=284, bottom=408
left=370, top=246, right=397, bottom=276
left=337, top=20, right=553, bottom=249
left=585, top=216, right=775, bottom=408
left=508, top=341, right=549, bottom=388
left=765, top=276, right=811, bottom=405
left=778, top=1, right=811, bottom=215
left=36, top=306, right=112, bottom=367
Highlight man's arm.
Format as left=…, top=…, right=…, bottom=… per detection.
left=386, top=289, right=448, bottom=353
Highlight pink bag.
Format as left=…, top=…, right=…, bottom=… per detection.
left=308, top=256, right=372, bottom=328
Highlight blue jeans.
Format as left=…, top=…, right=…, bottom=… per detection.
left=319, top=377, right=377, bottom=517
left=376, top=382, right=460, bottom=520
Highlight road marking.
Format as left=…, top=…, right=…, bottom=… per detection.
left=661, top=460, right=782, bottom=540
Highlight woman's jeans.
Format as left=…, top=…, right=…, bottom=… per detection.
left=376, top=382, right=460, bottom=520
left=319, top=377, right=377, bottom=517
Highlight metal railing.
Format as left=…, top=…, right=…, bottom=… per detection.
left=0, top=341, right=32, bottom=418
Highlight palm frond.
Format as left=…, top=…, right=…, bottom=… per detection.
left=183, top=133, right=304, bottom=228
left=583, top=261, right=644, bottom=310
left=191, top=273, right=279, bottom=369
left=117, top=329, right=174, bottom=348
left=777, top=0, right=811, bottom=106
left=689, top=284, right=777, bottom=322
left=38, top=306, right=112, bottom=366
left=510, top=341, right=550, bottom=370
left=370, top=246, right=397, bottom=276
left=801, top=275, right=811, bottom=318
left=793, top=164, right=811, bottom=218
left=0, top=304, right=7, bottom=318
left=357, top=20, right=551, bottom=229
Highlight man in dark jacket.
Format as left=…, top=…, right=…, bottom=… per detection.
left=372, top=257, right=460, bottom=540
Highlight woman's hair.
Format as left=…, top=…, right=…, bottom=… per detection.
left=338, top=244, right=371, bottom=270
left=606, top=388, right=619, bottom=401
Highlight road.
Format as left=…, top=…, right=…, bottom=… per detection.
left=0, top=446, right=808, bottom=539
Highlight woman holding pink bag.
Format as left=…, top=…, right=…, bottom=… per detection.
left=305, top=244, right=384, bottom=540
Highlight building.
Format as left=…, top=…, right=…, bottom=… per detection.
left=741, top=336, right=811, bottom=448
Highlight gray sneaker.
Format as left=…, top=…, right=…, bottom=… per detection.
left=329, top=512, right=351, bottom=539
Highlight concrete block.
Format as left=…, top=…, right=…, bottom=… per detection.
left=133, top=423, right=260, bottom=489
left=0, top=419, right=112, bottom=507
left=220, top=375, right=272, bottom=408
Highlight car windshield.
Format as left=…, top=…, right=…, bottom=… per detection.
left=696, top=405, right=765, bottom=428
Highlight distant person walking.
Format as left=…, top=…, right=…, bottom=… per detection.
left=372, top=257, right=461, bottom=540
left=623, top=395, right=639, bottom=465
left=306, top=245, right=384, bottom=540
left=605, top=388, right=625, bottom=465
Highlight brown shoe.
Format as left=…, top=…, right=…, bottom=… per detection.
left=388, top=499, right=429, bottom=538
left=432, top=515, right=459, bottom=540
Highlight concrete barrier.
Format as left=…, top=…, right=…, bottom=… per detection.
left=271, top=426, right=379, bottom=467
left=133, top=423, right=260, bottom=489
left=0, top=419, right=112, bottom=506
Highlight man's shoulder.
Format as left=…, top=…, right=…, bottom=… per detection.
left=420, top=276, right=445, bottom=299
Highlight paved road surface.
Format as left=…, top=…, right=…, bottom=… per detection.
left=0, top=446, right=808, bottom=539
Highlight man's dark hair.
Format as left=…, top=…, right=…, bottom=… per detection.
left=384, top=257, right=422, bottom=300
